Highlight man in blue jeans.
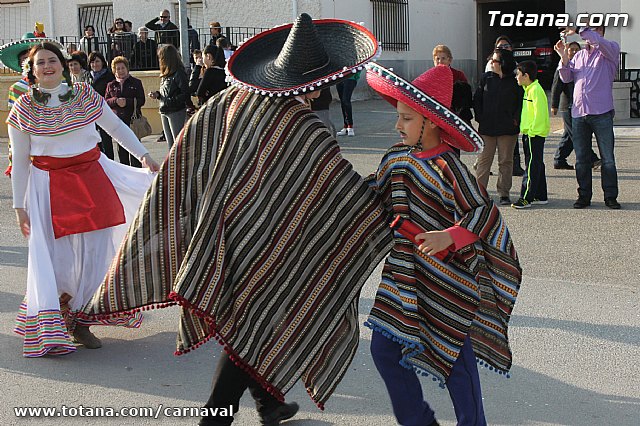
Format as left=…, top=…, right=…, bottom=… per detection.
left=556, top=25, right=621, bottom=209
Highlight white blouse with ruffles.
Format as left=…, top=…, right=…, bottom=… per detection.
left=8, top=83, right=150, bottom=209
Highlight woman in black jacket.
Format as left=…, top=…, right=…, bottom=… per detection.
left=189, top=45, right=227, bottom=105
left=148, top=45, right=188, bottom=148
left=89, top=51, right=116, bottom=159
left=473, top=48, right=523, bottom=205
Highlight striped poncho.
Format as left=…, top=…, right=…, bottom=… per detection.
left=364, top=143, right=522, bottom=384
left=80, top=87, right=393, bottom=408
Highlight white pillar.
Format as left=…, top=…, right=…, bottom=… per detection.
left=47, top=0, right=56, bottom=38
left=178, top=0, right=190, bottom=68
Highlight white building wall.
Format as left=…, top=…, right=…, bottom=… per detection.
left=564, top=0, right=623, bottom=55
left=319, top=0, right=477, bottom=81
left=620, top=0, right=639, bottom=68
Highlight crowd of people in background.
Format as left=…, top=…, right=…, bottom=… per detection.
left=0, top=12, right=626, bottom=426
left=41, top=9, right=237, bottom=148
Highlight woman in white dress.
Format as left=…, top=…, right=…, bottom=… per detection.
left=7, top=42, right=161, bottom=357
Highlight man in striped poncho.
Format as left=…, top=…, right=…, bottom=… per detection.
left=81, top=14, right=394, bottom=426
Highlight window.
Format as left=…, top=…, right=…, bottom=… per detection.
left=0, top=2, right=30, bottom=43
left=173, top=1, right=204, bottom=30
left=370, top=0, right=410, bottom=51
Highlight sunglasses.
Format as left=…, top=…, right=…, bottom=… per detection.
left=160, top=15, right=170, bottom=19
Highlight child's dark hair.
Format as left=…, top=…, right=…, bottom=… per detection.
left=203, top=44, right=226, bottom=68
left=516, top=60, right=538, bottom=82
left=216, top=37, right=231, bottom=49
left=27, top=42, right=73, bottom=104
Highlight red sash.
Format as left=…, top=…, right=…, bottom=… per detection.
left=32, top=146, right=125, bottom=239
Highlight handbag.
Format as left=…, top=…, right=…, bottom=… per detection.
left=130, top=97, right=152, bottom=139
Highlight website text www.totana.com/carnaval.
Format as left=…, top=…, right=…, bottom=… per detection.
left=14, top=404, right=233, bottom=419
left=488, top=11, right=629, bottom=28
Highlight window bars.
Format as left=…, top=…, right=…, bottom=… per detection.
left=370, top=0, right=410, bottom=51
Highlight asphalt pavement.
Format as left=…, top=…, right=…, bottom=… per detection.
left=0, top=99, right=638, bottom=425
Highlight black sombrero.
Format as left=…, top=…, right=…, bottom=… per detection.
left=226, top=13, right=379, bottom=97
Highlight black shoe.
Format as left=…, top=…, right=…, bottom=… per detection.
left=512, top=166, right=525, bottom=176
left=156, top=134, right=166, bottom=143
left=511, top=198, right=532, bottom=209
left=261, top=402, right=299, bottom=426
left=554, top=163, right=574, bottom=170
left=604, top=198, right=621, bottom=209
left=499, top=196, right=511, bottom=206
left=573, top=197, right=591, bottom=209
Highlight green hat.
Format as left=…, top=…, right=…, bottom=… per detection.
left=0, top=33, right=64, bottom=72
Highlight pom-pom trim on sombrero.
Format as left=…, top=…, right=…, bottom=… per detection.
left=226, top=15, right=381, bottom=96
left=366, top=62, right=484, bottom=153
left=0, top=37, right=65, bottom=73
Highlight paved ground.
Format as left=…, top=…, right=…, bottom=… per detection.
left=0, top=100, right=638, bottom=425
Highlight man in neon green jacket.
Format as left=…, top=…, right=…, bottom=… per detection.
left=512, top=60, right=550, bottom=209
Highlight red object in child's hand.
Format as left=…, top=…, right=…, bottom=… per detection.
left=390, top=215, right=422, bottom=244
left=390, top=215, right=451, bottom=261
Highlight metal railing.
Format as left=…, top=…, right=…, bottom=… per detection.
left=0, top=26, right=269, bottom=75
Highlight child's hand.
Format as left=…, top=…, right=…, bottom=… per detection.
left=416, top=230, right=453, bottom=256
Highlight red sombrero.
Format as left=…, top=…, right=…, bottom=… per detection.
left=366, top=63, right=483, bottom=152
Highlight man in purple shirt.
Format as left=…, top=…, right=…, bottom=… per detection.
left=555, top=26, right=621, bottom=209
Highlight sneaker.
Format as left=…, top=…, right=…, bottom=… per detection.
left=336, top=128, right=348, bottom=136
left=573, top=197, right=591, bottom=209
left=499, top=196, right=511, bottom=206
left=604, top=197, right=621, bottom=209
left=346, top=128, right=355, bottom=137
left=554, top=163, right=574, bottom=170
left=156, top=133, right=166, bottom=143
left=511, top=198, right=532, bottom=209
left=73, top=325, right=102, bottom=349
left=532, top=198, right=548, bottom=205
left=592, top=159, right=602, bottom=170
left=260, top=402, right=299, bottom=426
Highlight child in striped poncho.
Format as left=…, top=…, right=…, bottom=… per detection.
left=364, top=63, right=522, bottom=426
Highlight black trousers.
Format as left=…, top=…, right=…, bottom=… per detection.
left=199, top=352, right=281, bottom=426
left=117, top=144, right=142, bottom=168
left=520, top=135, right=547, bottom=202
left=97, top=126, right=114, bottom=160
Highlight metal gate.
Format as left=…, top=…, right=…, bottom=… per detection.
left=78, top=4, right=114, bottom=40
